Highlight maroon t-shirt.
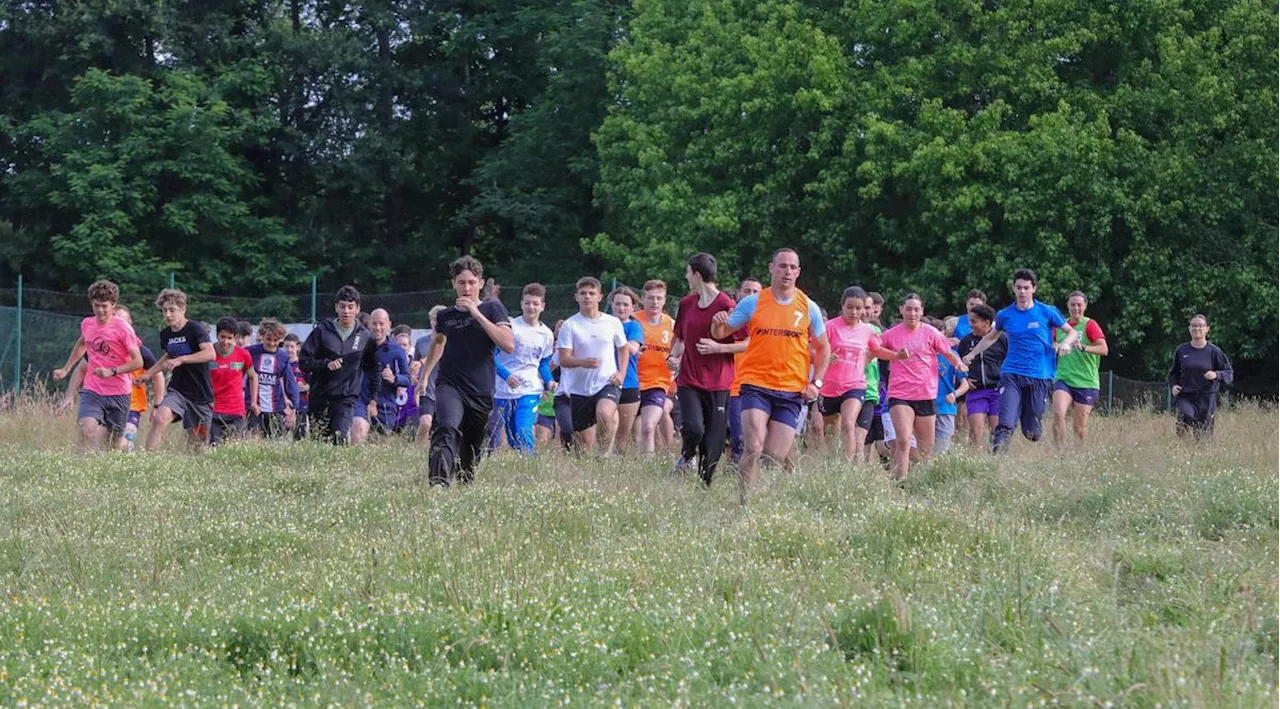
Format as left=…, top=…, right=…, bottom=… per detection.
left=674, top=291, right=737, bottom=391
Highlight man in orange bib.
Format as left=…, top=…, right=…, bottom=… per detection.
left=712, top=248, right=830, bottom=505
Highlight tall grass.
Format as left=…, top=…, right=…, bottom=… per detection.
left=0, top=404, right=1275, bottom=706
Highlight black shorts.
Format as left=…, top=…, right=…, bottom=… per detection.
left=865, top=411, right=885, bottom=444
left=856, top=400, right=877, bottom=430
left=818, top=388, right=865, bottom=418
left=888, top=398, right=937, bottom=417
left=618, top=387, right=641, bottom=405
left=248, top=411, right=286, bottom=438
left=570, top=385, right=621, bottom=432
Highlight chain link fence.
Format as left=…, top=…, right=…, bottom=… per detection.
left=0, top=279, right=1230, bottom=413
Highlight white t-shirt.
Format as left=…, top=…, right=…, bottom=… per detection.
left=494, top=318, right=555, bottom=399
left=557, top=312, right=626, bottom=396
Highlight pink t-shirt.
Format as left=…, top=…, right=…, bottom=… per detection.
left=820, top=318, right=881, bottom=397
left=879, top=323, right=953, bottom=401
left=80, top=316, right=140, bottom=397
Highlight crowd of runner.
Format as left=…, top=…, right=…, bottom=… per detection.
left=54, top=251, right=1235, bottom=502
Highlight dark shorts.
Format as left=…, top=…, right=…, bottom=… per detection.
left=535, top=413, right=557, bottom=430
left=160, top=390, right=213, bottom=436
left=418, top=392, right=437, bottom=418
left=1054, top=381, right=1099, bottom=407
left=740, top=384, right=804, bottom=429
left=864, top=412, right=885, bottom=444
left=818, top=388, right=865, bottom=418
left=78, top=390, right=130, bottom=433
left=640, top=388, right=667, bottom=410
left=618, top=387, right=641, bottom=406
left=210, top=413, right=245, bottom=445
left=888, top=398, right=937, bottom=417
left=856, top=399, right=877, bottom=430
left=966, top=387, right=1000, bottom=416
left=248, top=411, right=287, bottom=438
left=570, top=384, right=621, bottom=432
left=353, top=398, right=372, bottom=420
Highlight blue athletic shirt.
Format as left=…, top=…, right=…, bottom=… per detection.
left=726, top=293, right=828, bottom=338
left=994, top=300, right=1067, bottom=380
left=618, top=319, right=644, bottom=389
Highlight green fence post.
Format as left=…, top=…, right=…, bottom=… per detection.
left=1107, top=370, right=1113, bottom=415
left=169, top=272, right=175, bottom=289
left=611, top=277, right=617, bottom=292
left=14, top=274, right=21, bottom=396
left=310, top=275, right=317, bottom=324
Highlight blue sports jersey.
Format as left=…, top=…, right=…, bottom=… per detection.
left=619, top=319, right=644, bottom=389
left=247, top=344, right=300, bottom=413
left=995, top=300, right=1067, bottom=380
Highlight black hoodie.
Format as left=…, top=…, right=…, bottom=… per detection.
left=957, top=331, right=1008, bottom=390
left=298, top=318, right=380, bottom=400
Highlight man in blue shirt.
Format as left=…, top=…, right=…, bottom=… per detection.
left=961, top=269, right=1078, bottom=453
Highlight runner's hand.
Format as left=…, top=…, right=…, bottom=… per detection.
left=53, top=368, right=69, bottom=381
left=1203, top=371, right=1217, bottom=381
left=954, top=360, right=968, bottom=374
left=608, top=372, right=624, bottom=387
left=695, top=338, right=720, bottom=355
left=945, top=393, right=956, bottom=405
left=1171, top=385, right=1182, bottom=397
left=382, top=365, right=395, bottom=383
left=803, top=383, right=819, bottom=402
left=327, top=358, right=343, bottom=371
left=92, top=367, right=114, bottom=378
left=712, top=310, right=729, bottom=326
left=581, top=357, right=601, bottom=369
left=456, top=297, right=480, bottom=317
left=162, top=357, right=182, bottom=372
left=506, top=375, right=521, bottom=388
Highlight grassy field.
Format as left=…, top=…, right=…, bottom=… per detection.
left=0, top=402, right=1276, bottom=706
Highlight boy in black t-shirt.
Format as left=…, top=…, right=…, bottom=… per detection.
left=418, top=257, right=514, bottom=486
left=140, top=289, right=217, bottom=450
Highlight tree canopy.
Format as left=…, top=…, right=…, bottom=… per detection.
left=0, top=0, right=1275, bottom=389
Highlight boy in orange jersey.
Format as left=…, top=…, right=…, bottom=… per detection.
left=712, top=248, right=831, bottom=505
left=635, top=280, right=676, bottom=454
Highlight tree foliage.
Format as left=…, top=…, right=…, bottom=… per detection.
left=0, top=0, right=1274, bottom=387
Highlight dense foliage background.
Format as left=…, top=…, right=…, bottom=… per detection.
left=0, top=0, right=1275, bottom=388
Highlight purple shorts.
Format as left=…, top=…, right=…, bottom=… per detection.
left=966, top=387, right=1000, bottom=416
left=640, top=387, right=668, bottom=410
left=740, top=384, right=804, bottom=429
left=1054, top=381, right=1099, bottom=406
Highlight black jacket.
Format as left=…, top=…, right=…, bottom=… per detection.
left=298, top=319, right=380, bottom=400
left=958, top=331, right=1007, bottom=389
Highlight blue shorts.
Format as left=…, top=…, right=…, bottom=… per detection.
left=740, top=384, right=805, bottom=429
left=535, top=413, right=556, bottom=430
left=353, top=398, right=371, bottom=420
left=1053, top=381, right=1099, bottom=406
left=640, top=387, right=667, bottom=410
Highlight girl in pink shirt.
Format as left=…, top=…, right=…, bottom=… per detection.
left=819, top=286, right=893, bottom=461
left=877, top=293, right=967, bottom=481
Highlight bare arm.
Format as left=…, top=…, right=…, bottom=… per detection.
left=54, top=336, right=87, bottom=379
left=558, top=348, right=600, bottom=369
left=960, top=329, right=1002, bottom=365
left=810, top=333, right=832, bottom=383
left=417, top=334, right=445, bottom=389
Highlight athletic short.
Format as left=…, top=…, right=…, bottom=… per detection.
left=818, top=388, right=865, bottom=417
left=570, top=384, right=621, bottom=432
left=966, top=387, right=999, bottom=416
left=127, top=409, right=143, bottom=428
left=535, top=414, right=556, bottom=431
left=618, top=387, right=641, bottom=405
left=888, top=398, right=937, bottom=417
left=864, top=411, right=885, bottom=444
left=740, top=384, right=804, bottom=429
left=248, top=411, right=286, bottom=438
left=640, top=388, right=667, bottom=410
left=856, top=399, right=877, bottom=430
left=210, top=414, right=245, bottom=445
left=160, top=390, right=213, bottom=435
left=1053, top=381, right=1099, bottom=406
left=418, top=392, right=437, bottom=418
left=353, top=398, right=372, bottom=420
left=78, top=390, right=130, bottom=433
left=881, top=412, right=917, bottom=448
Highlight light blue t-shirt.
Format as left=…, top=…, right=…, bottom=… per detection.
left=727, top=292, right=828, bottom=339
left=618, top=319, right=643, bottom=389
left=935, top=355, right=962, bottom=416
left=995, top=300, right=1067, bottom=380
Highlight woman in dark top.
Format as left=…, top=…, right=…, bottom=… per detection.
left=1168, top=314, right=1233, bottom=440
